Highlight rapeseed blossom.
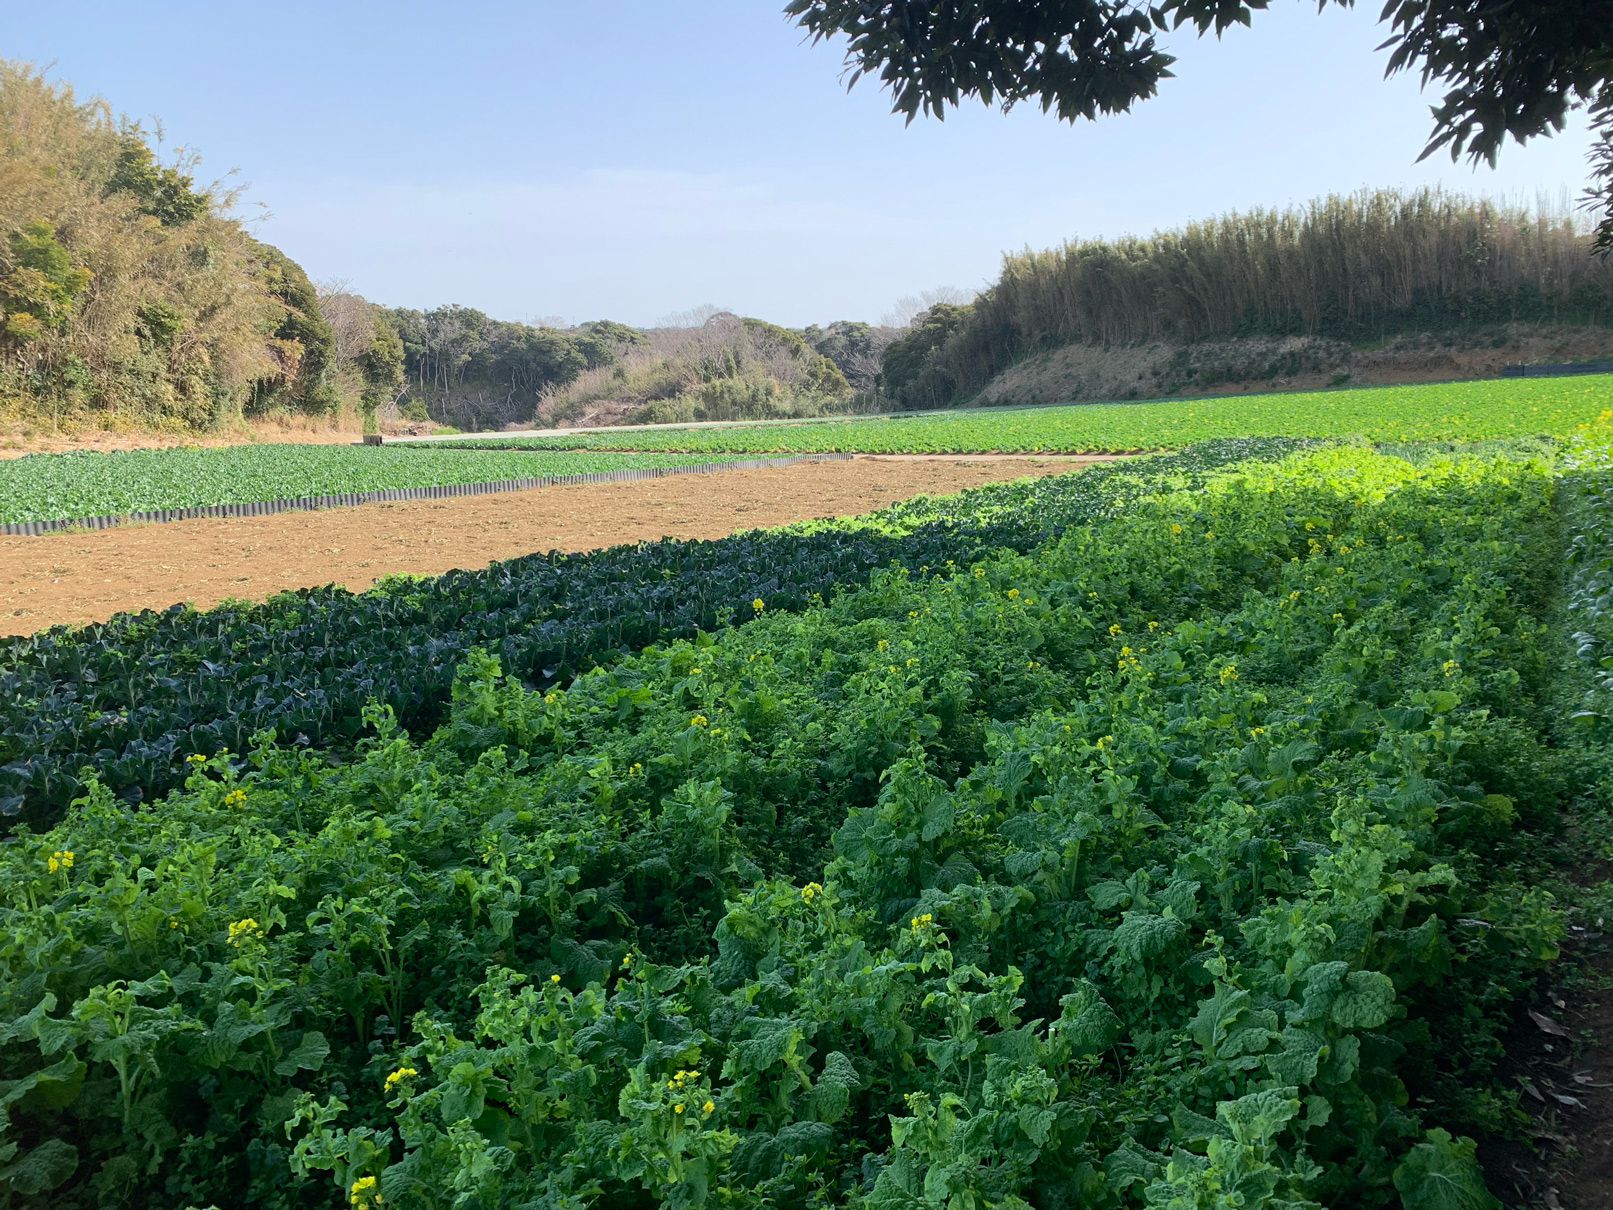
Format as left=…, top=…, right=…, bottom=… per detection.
left=227, top=918, right=263, bottom=946
left=384, top=1067, right=417, bottom=1093
left=47, top=850, right=73, bottom=874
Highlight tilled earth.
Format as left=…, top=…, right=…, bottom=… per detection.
left=1, top=455, right=1091, bottom=635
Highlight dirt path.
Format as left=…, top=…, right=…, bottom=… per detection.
left=1, top=456, right=1088, bottom=635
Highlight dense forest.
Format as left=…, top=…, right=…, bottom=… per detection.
left=350, top=307, right=894, bottom=432
left=0, top=62, right=386, bottom=433
left=878, top=189, right=1613, bottom=409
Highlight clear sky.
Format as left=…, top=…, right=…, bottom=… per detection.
left=7, top=1, right=1599, bottom=327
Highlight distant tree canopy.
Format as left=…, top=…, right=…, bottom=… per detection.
left=381, top=306, right=648, bottom=429
left=878, top=302, right=973, bottom=407
left=798, top=319, right=903, bottom=392
left=787, top=0, right=1613, bottom=252
left=534, top=312, right=857, bottom=429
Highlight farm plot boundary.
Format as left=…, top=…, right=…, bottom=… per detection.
left=0, top=453, right=852, bottom=536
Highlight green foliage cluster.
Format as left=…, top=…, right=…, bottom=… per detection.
left=0, top=62, right=338, bottom=431
left=412, top=374, right=1613, bottom=456
left=797, top=321, right=900, bottom=394
left=862, top=189, right=1613, bottom=411
left=541, top=316, right=854, bottom=429
left=383, top=308, right=644, bottom=430
left=0, top=445, right=723, bottom=525
left=0, top=439, right=1302, bottom=825
left=0, top=444, right=1580, bottom=1209
left=878, top=303, right=974, bottom=409
left=102, top=134, right=211, bottom=229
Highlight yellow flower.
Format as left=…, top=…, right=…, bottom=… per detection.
left=384, top=1066, right=417, bottom=1092
left=1148, top=620, right=1158, bottom=631
left=1120, top=646, right=1132, bottom=656
left=621, top=952, right=634, bottom=970
left=703, top=1099, right=715, bottom=1113
left=1218, top=665, right=1238, bottom=684
left=187, top=753, right=207, bottom=766
left=752, top=598, right=765, bottom=613
left=223, top=788, right=246, bottom=808
left=227, top=918, right=263, bottom=946
left=1108, top=623, right=1122, bottom=636
left=674, top=1103, right=685, bottom=1114
left=1170, top=523, right=1182, bottom=534
left=801, top=882, right=823, bottom=903
left=877, top=639, right=888, bottom=651
left=46, top=849, right=73, bottom=874
left=1005, top=588, right=1020, bottom=600
left=690, top=667, right=702, bottom=675
left=350, top=1174, right=380, bottom=1206
left=1442, top=659, right=1460, bottom=676
left=689, top=714, right=708, bottom=727
left=550, top=973, right=562, bottom=983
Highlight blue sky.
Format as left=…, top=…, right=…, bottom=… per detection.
left=8, top=1, right=1599, bottom=327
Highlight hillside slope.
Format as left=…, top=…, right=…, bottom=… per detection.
left=973, top=322, right=1613, bottom=406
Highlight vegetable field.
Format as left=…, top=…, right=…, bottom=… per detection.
left=415, top=374, right=1613, bottom=455
left=0, top=446, right=716, bottom=525
left=1, top=436, right=1610, bottom=1210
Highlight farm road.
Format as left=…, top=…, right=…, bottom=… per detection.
left=1, top=456, right=1087, bottom=634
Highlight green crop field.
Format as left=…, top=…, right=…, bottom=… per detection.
left=411, top=374, right=1613, bottom=454
left=0, top=444, right=720, bottom=524
left=5, top=435, right=1613, bottom=1210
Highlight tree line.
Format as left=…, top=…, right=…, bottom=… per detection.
left=0, top=61, right=340, bottom=433
left=876, top=188, right=1613, bottom=410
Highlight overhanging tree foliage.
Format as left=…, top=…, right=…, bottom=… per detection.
left=786, top=0, right=1613, bottom=251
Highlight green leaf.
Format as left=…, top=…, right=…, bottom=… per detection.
left=0, top=1138, right=78, bottom=1195
left=273, top=1030, right=330, bottom=1077
left=1393, top=1129, right=1500, bottom=1210
left=1055, top=982, right=1120, bottom=1057
left=1330, top=971, right=1395, bottom=1030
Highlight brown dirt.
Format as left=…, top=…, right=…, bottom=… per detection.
left=1478, top=852, right=1613, bottom=1210
left=0, top=456, right=1089, bottom=635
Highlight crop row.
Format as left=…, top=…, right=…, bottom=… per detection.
left=0, top=439, right=1310, bottom=825
left=411, top=375, right=1613, bottom=454
left=0, top=445, right=717, bottom=524
left=0, top=444, right=1571, bottom=1209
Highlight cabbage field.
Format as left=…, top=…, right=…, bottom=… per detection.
left=1, top=378, right=1608, bottom=528
left=415, top=375, right=1613, bottom=455
left=0, top=446, right=717, bottom=525
left=4, top=433, right=1612, bottom=1210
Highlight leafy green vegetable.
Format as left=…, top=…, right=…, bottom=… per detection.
left=3, top=444, right=1566, bottom=1209
left=406, top=375, right=1613, bottom=455
left=0, top=439, right=1305, bottom=824
left=0, top=445, right=717, bottom=524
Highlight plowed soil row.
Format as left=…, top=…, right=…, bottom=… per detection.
left=1, top=456, right=1087, bottom=635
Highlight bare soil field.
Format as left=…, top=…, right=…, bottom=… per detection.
left=0, top=455, right=1086, bottom=635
